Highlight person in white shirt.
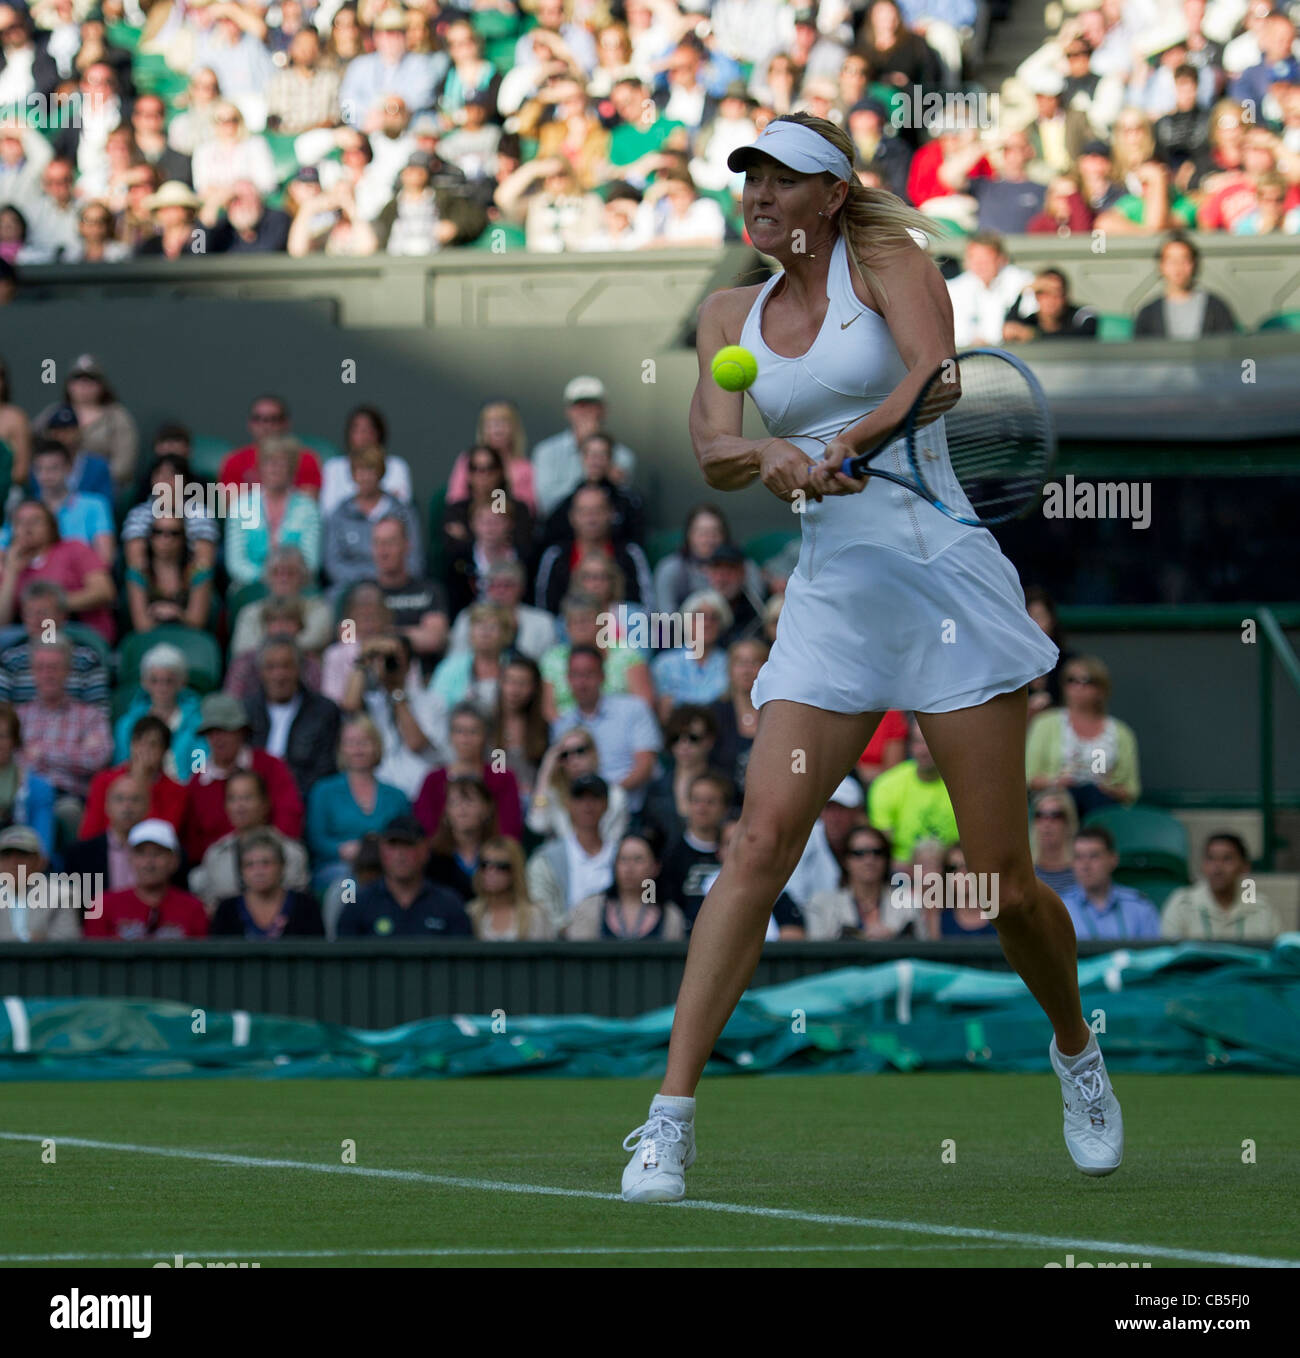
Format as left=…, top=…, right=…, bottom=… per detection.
left=1160, top=833, right=1279, bottom=941
left=691, top=83, right=760, bottom=194
left=632, top=164, right=727, bottom=248
left=0, top=125, right=52, bottom=215
left=447, top=561, right=556, bottom=661
left=0, top=825, right=79, bottom=941
left=319, top=405, right=413, bottom=517
left=946, top=231, right=1034, bottom=348
left=782, top=775, right=867, bottom=908
left=531, top=375, right=638, bottom=516
left=526, top=772, right=618, bottom=929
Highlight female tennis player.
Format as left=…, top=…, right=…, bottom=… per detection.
left=620, top=113, right=1123, bottom=1203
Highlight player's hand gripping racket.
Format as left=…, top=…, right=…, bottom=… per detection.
left=829, top=348, right=1055, bottom=527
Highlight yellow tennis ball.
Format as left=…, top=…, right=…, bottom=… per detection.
left=712, top=344, right=758, bottom=392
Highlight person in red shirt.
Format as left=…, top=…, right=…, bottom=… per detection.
left=182, top=692, right=304, bottom=862
left=905, top=125, right=992, bottom=211
left=85, top=819, right=208, bottom=940
left=217, top=395, right=322, bottom=495
left=858, top=708, right=907, bottom=782
left=80, top=714, right=188, bottom=837
left=0, top=499, right=116, bottom=642
left=414, top=701, right=523, bottom=840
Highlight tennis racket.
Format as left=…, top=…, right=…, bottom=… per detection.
left=822, top=348, right=1055, bottom=527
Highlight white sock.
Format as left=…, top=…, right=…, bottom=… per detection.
left=1059, top=1032, right=1099, bottom=1068
left=650, top=1094, right=696, bottom=1122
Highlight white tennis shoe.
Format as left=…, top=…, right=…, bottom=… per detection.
left=621, top=1106, right=696, bottom=1203
left=1051, top=1035, right=1124, bottom=1177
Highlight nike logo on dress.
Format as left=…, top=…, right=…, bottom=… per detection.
left=840, top=314, right=862, bottom=330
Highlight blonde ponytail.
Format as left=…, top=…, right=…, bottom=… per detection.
left=770, top=112, right=950, bottom=306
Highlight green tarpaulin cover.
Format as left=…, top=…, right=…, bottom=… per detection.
left=2, top=938, right=1298, bottom=1079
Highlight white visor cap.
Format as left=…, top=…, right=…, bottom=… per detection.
left=727, top=119, right=855, bottom=182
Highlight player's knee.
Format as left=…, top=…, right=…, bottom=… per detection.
left=985, top=865, right=1040, bottom=927
left=731, top=813, right=808, bottom=883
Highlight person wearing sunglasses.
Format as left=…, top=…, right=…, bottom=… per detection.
left=639, top=703, right=718, bottom=843
left=466, top=836, right=553, bottom=940
left=1026, top=655, right=1141, bottom=818
left=1029, top=790, right=1079, bottom=898
left=528, top=725, right=628, bottom=835
left=803, top=823, right=908, bottom=940
left=526, top=770, right=618, bottom=929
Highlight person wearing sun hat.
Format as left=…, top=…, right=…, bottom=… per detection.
left=135, top=181, right=208, bottom=261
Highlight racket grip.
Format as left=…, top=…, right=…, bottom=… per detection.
left=839, top=455, right=863, bottom=479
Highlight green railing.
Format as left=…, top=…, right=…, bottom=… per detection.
left=1257, top=608, right=1300, bottom=868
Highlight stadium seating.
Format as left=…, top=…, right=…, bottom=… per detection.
left=1084, top=804, right=1191, bottom=877
left=189, top=437, right=233, bottom=482
left=119, top=626, right=224, bottom=696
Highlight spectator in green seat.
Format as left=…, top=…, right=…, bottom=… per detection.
left=1060, top=826, right=1160, bottom=941
left=1095, top=156, right=1196, bottom=237
left=167, top=68, right=223, bottom=158
left=112, top=642, right=205, bottom=781
left=1026, top=654, right=1141, bottom=818
left=1160, top=833, right=1279, bottom=942
left=229, top=546, right=333, bottom=660
left=631, top=163, right=727, bottom=247
left=224, top=436, right=322, bottom=587
left=124, top=513, right=215, bottom=634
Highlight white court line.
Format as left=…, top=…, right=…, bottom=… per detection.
left=1, top=1132, right=1295, bottom=1269
left=0, top=1244, right=1009, bottom=1263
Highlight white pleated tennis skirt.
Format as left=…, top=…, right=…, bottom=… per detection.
left=752, top=528, right=1059, bottom=715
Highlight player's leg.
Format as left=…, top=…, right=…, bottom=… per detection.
left=621, top=698, right=882, bottom=1203
left=916, top=688, right=1123, bottom=1174
left=916, top=688, right=1087, bottom=1048
left=662, top=698, right=884, bottom=1095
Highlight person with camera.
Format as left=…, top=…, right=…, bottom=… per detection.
left=340, top=630, right=449, bottom=802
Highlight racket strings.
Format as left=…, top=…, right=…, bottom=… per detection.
left=930, top=357, right=1052, bottom=521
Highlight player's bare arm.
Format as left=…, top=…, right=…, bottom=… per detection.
left=690, top=288, right=822, bottom=504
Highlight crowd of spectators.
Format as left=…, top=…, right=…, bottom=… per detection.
left=0, top=0, right=1295, bottom=292
left=0, top=354, right=1280, bottom=945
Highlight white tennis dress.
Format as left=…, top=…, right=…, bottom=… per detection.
left=745, top=235, right=1059, bottom=714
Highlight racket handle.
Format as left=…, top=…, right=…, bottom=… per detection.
left=839, top=455, right=864, bottom=479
